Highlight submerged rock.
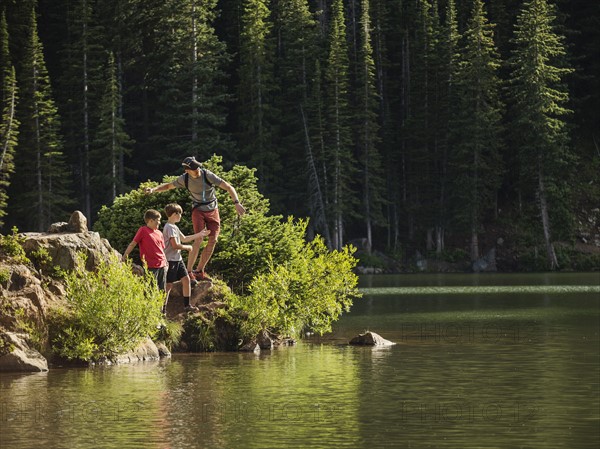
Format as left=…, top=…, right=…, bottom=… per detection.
left=349, top=331, right=395, bottom=346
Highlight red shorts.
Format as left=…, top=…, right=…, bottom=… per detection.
left=191, top=207, right=220, bottom=238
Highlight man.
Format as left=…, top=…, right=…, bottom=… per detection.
left=146, top=156, right=246, bottom=281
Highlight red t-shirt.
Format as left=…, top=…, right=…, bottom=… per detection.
left=133, top=226, right=167, bottom=269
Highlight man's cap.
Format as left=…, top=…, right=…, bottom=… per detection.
left=182, top=156, right=202, bottom=170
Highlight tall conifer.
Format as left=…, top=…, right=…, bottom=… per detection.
left=448, top=0, right=503, bottom=261
left=272, top=0, right=319, bottom=216
left=91, top=52, right=132, bottom=207
left=12, top=6, right=72, bottom=231
left=238, top=0, right=278, bottom=197
left=356, top=0, right=385, bottom=254
left=153, top=0, right=232, bottom=167
left=0, top=11, right=19, bottom=228
left=324, top=0, right=355, bottom=250
left=508, top=0, right=574, bottom=269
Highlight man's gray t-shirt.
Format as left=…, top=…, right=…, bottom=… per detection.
left=172, top=169, right=223, bottom=212
left=163, top=222, right=183, bottom=262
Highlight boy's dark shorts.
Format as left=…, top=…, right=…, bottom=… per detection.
left=167, top=260, right=189, bottom=283
left=148, top=266, right=167, bottom=291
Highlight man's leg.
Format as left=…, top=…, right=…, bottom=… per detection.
left=194, top=209, right=221, bottom=274
left=196, top=234, right=218, bottom=273
left=188, top=208, right=207, bottom=273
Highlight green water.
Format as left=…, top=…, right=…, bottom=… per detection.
left=1, top=272, right=599, bottom=448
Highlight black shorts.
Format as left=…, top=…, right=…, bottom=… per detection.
left=167, top=260, right=189, bottom=283
left=148, top=266, right=167, bottom=291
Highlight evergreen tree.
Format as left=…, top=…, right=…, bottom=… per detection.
left=402, top=0, right=436, bottom=247
left=237, top=0, right=278, bottom=200
left=10, top=6, right=72, bottom=231
left=152, top=0, right=232, bottom=168
left=304, top=59, right=332, bottom=245
left=428, top=0, right=461, bottom=254
left=448, top=0, right=504, bottom=261
left=91, top=52, right=133, bottom=207
left=0, top=11, right=19, bottom=228
left=324, top=0, right=356, bottom=250
left=508, top=0, right=574, bottom=269
left=356, top=0, right=385, bottom=254
left=56, top=0, right=105, bottom=222
left=272, top=0, right=319, bottom=218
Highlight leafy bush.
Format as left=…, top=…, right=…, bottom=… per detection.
left=438, top=248, right=469, bottom=264
left=95, top=156, right=324, bottom=294
left=94, top=155, right=269, bottom=267
left=49, top=253, right=164, bottom=361
left=30, top=247, right=65, bottom=278
left=182, top=314, right=219, bottom=352
left=357, top=252, right=387, bottom=269
left=94, top=157, right=362, bottom=345
left=155, top=320, right=184, bottom=350
left=228, top=237, right=361, bottom=339
left=0, top=227, right=29, bottom=264
left=0, top=267, right=9, bottom=284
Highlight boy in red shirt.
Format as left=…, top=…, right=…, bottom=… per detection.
left=122, top=209, right=168, bottom=306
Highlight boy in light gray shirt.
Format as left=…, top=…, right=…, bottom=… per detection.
left=163, top=203, right=210, bottom=312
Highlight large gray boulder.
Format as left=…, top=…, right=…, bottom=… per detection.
left=21, top=228, right=117, bottom=272
left=112, top=337, right=161, bottom=364
left=0, top=331, right=48, bottom=372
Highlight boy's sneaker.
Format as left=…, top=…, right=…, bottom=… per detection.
left=194, top=270, right=212, bottom=282
left=184, top=305, right=199, bottom=313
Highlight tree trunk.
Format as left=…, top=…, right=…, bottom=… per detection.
left=426, top=228, right=434, bottom=251
left=82, top=0, right=91, bottom=221
left=435, top=226, right=444, bottom=254
left=538, top=168, right=558, bottom=269
left=191, top=1, right=198, bottom=142
left=0, top=72, right=16, bottom=171
left=470, top=225, right=479, bottom=262
left=300, top=104, right=331, bottom=246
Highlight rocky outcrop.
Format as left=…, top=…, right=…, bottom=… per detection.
left=47, top=210, right=88, bottom=234
left=0, top=331, right=48, bottom=372
left=111, top=337, right=161, bottom=364
left=22, top=226, right=117, bottom=274
left=349, top=331, right=395, bottom=346
left=163, top=280, right=215, bottom=317
left=0, top=215, right=169, bottom=371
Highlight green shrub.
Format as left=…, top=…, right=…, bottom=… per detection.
left=357, top=253, right=387, bottom=269
left=94, top=157, right=362, bottom=343
left=30, top=247, right=64, bottom=278
left=517, top=247, right=549, bottom=271
left=229, top=237, right=361, bottom=339
left=0, top=267, right=10, bottom=284
left=0, top=227, right=29, bottom=264
left=94, top=155, right=269, bottom=269
left=438, top=248, right=469, bottom=264
left=573, top=253, right=600, bottom=271
left=155, top=320, right=184, bottom=350
left=182, top=314, right=218, bottom=352
left=49, top=253, right=164, bottom=362
left=94, top=156, right=329, bottom=294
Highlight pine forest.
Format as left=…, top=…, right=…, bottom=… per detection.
left=0, top=0, right=598, bottom=270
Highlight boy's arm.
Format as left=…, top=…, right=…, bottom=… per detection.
left=180, top=229, right=210, bottom=243
left=169, top=236, right=192, bottom=252
left=121, top=240, right=138, bottom=261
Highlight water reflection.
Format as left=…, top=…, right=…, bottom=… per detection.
left=1, top=273, right=599, bottom=448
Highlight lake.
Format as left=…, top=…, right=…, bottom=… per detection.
left=1, top=272, right=599, bottom=448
